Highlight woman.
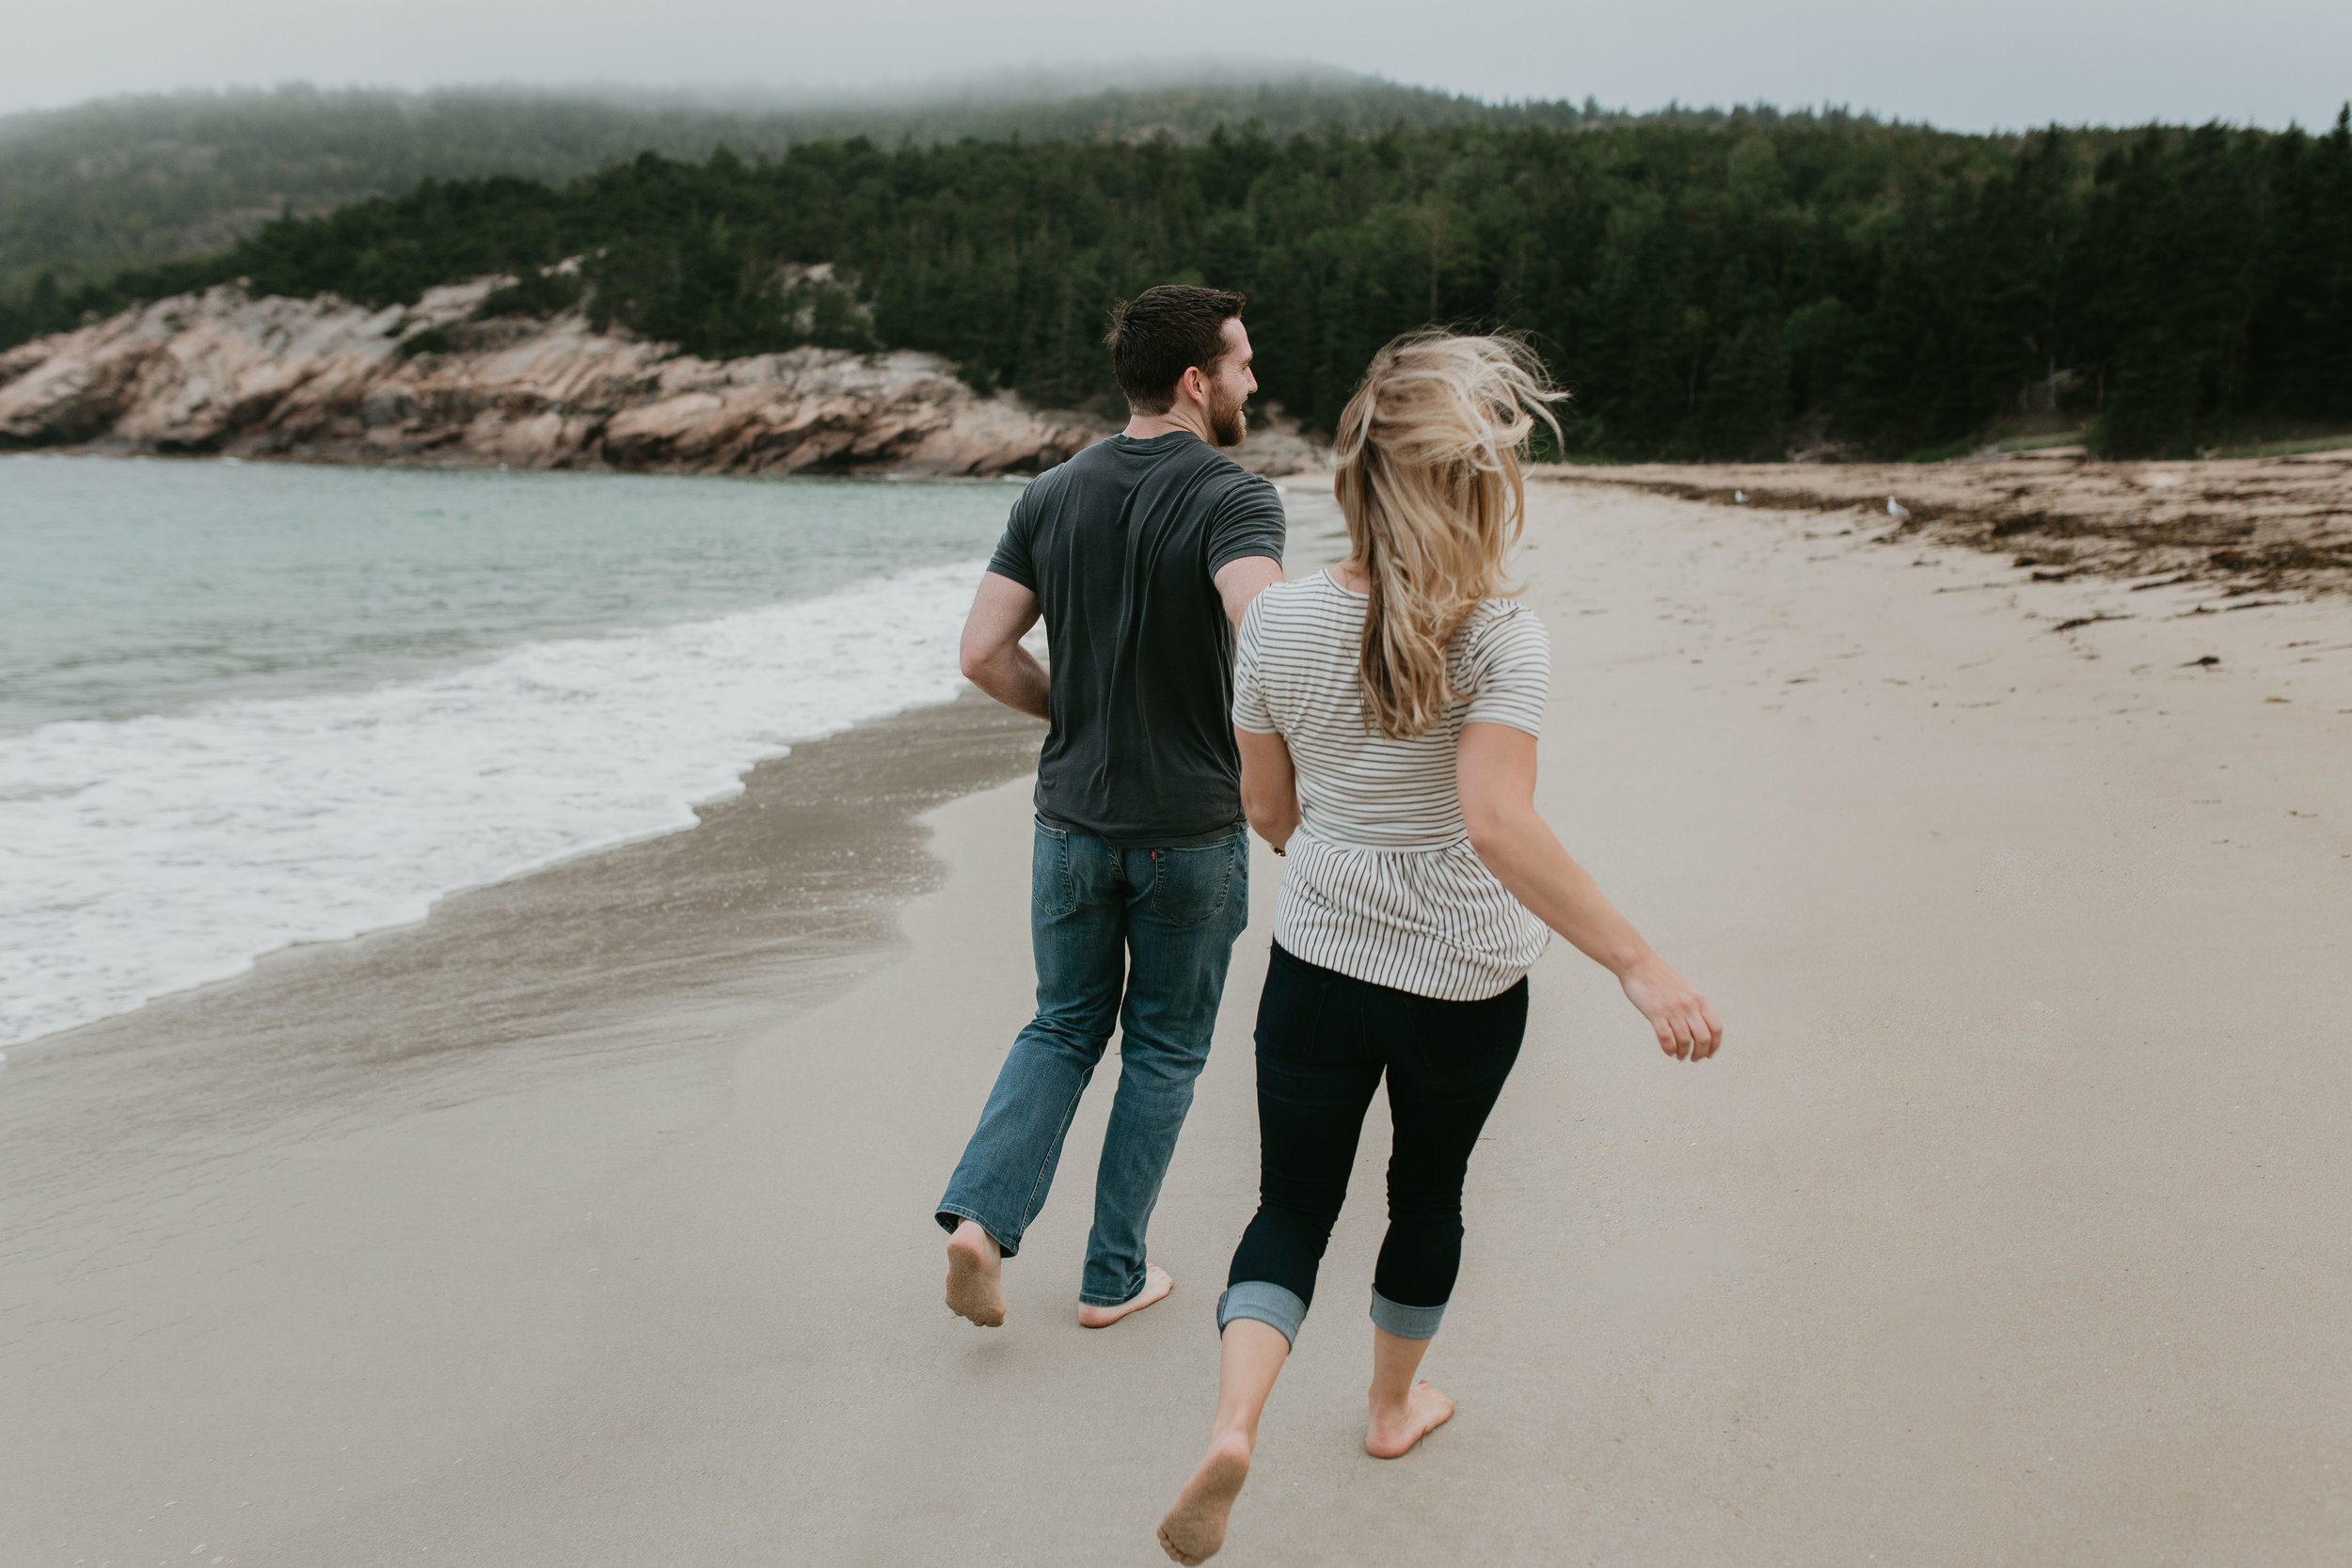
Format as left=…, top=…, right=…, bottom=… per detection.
left=1156, top=332, right=1724, bottom=1564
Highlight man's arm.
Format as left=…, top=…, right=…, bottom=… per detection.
left=1214, top=554, right=1284, bottom=628
left=959, top=571, right=1049, bottom=721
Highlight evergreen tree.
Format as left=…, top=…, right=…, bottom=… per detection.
left=9, top=112, right=2346, bottom=461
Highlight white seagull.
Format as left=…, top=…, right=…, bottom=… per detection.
left=1886, top=496, right=1911, bottom=518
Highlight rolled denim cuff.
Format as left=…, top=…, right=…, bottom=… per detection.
left=1369, top=1287, right=1446, bottom=1340
left=1216, top=1281, right=1308, bottom=1347
left=933, top=1205, right=1020, bottom=1259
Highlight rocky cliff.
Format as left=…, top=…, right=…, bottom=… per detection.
left=0, top=278, right=1325, bottom=477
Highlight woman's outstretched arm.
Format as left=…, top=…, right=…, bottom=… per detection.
left=1456, top=721, right=1723, bottom=1060
left=1235, top=727, right=1302, bottom=852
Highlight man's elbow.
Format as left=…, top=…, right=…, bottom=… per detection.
left=958, top=641, right=994, bottom=685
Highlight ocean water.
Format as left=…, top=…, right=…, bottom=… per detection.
left=0, top=455, right=1030, bottom=1051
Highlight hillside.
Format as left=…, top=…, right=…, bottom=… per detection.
left=0, top=71, right=1653, bottom=293
left=8, top=110, right=2345, bottom=462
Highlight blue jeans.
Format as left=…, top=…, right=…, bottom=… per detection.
left=937, top=818, right=1248, bottom=1307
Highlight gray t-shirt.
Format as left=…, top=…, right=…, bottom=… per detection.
left=987, top=431, right=1287, bottom=847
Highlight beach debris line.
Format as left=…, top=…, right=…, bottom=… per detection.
left=1548, top=458, right=2352, bottom=600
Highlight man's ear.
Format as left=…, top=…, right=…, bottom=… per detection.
left=1178, top=364, right=1208, bottom=407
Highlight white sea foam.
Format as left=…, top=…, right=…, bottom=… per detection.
left=0, top=561, right=989, bottom=1050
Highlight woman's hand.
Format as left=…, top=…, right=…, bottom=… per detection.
left=1619, top=957, right=1724, bottom=1061
left=1457, top=722, right=1724, bottom=1063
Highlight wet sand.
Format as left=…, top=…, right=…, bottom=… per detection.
left=0, top=693, right=1046, bottom=1565
left=8, top=478, right=2351, bottom=1564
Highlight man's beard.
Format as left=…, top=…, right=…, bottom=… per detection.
left=1208, top=388, right=1248, bottom=448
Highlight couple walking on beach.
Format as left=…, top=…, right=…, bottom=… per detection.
left=933, top=285, right=1724, bottom=1562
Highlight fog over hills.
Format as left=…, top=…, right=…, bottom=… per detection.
left=0, top=66, right=1854, bottom=290
left=0, top=69, right=1487, bottom=283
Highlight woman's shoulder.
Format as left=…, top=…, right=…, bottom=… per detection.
left=1451, top=596, right=1549, bottom=684
left=1459, top=595, right=1548, bottom=643
left=1250, top=572, right=1359, bottom=627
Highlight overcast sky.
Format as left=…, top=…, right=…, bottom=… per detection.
left=6, top=0, right=2346, bottom=132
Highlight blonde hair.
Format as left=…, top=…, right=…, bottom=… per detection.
left=1333, top=331, right=1565, bottom=739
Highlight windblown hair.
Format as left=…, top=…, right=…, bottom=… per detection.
left=1333, top=332, right=1566, bottom=739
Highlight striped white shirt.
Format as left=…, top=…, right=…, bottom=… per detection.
left=1233, top=570, right=1552, bottom=1001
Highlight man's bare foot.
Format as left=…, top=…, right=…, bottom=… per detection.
left=1156, top=1426, right=1251, bottom=1564
left=944, top=1220, right=1006, bottom=1327
left=1078, top=1261, right=1173, bottom=1328
left=1365, top=1378, right=1454, bottom=1458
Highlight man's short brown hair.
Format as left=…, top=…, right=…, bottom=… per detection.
left=1104, top=285, right=1247, bottom=414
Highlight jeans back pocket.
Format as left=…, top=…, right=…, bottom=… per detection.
left=1148, top=834, right=1243, bottom=927
left=1032, top=820, right=1078, bottom=919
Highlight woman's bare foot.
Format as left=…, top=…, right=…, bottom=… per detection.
left=1079, top=1262, right=1174, bottom=1328
left=1156, top=1426, right=1252, bottom=1563
left=1365, top=1378, right=1454, bottom=1458
left=944, top=1220, right=1005, bottom=1327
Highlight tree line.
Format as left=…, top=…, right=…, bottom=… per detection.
left=7, top=112, right=2346, bottom=460
left=0, top=76, right=1648, bottom=291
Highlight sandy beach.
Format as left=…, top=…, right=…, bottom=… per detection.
left=7, top=473, right=2349, bottom=1564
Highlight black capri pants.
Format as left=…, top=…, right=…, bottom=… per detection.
left=1217, top=942, right=1527, bottom=1346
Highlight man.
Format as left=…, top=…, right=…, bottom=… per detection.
left=937, top=284, right=1287, bottom=1329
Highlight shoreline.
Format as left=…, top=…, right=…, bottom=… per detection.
left=0, top=455, right=1025, bottom=1046
left=0, top=462, right=1338, bottom=1057
left=2, top=683, right=1044, bottom=1164
left=8, top=477, right=2347, bottom=1563
left=0, top=691, right=1043, bottom=1565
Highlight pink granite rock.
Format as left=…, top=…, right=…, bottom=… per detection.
left=0, top=280, right=1121, bottom=477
